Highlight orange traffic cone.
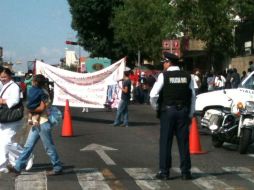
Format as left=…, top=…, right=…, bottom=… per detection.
left=61, top=99, right=73, bottom=137
left=189, top=117, right=207, bottom=154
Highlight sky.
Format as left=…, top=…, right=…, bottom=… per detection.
left=0, top=0, right=88, bottom=72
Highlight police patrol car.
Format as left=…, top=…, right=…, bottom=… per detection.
left=195, top=71, right=254, bottom=128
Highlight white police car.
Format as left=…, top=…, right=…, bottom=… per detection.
left=195, top=71, right=254, bottom=128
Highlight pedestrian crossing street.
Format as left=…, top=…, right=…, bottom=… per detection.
left=7, top=166, right=254, bottom=190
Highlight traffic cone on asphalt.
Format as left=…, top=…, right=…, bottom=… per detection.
left=61, top=99, right=73, bottom=137
left=189, top=117, right=207, bottom=154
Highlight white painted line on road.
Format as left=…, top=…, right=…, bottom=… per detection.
left=124, top=168, right=155, bottom=180
left=15, top=171, right=47, bottom=190
left=80, top=144, right=117, bottom=165
left=124, top=168, right=170, bottom=190
left=75, top=168, right=111, bottom=190
left=173, top=167, right=235, bottom=190
left=222, top=167, right=254, bottom=184
left=96, top=150, right=116, bottom=165
left=247, top=154, right=254, bottom=158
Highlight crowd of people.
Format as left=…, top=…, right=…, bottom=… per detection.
left=114, top=60, right=253, bottom=107
left=192, top=62, right=254, bottom=95
left=128, top=71, right=157, bottom=104
left=1, top=56, right=253, bottom=181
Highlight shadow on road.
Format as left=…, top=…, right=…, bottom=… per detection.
left=72, top=116, right=158, bottom=127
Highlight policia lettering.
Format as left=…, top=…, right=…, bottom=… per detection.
left=169, top=77, right=187, bottom=84
left=162, top=71, right=191, bottom=108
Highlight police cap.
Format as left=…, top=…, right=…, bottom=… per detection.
left=161, top=52, right=179, bottom=65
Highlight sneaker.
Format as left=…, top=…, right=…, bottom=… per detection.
left=82, top=108, right=89, bottom=112
left=25, top=154, right=34, bottom=171
left=46, top=170, right=63, bottom=176
left=7, top=165, right=20, bottom=176
left=121, top=124, right=128, bottom=128
left=155, top=171, right=170, bottom=180
left=181, top=173, right=192, bottom=180
left=112, top=123, right=120, bottom=127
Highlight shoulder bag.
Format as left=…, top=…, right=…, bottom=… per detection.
left=0, top=83, right=24, bottom=123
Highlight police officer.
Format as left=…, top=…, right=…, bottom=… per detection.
left=150, top=52, right=195, bottom=180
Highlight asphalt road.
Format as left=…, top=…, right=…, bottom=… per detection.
left=1, top=104, right=254, bottom=190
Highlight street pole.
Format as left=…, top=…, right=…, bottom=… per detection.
left=77, top=45, right=81, bottom=72
left=138, top=50, right=140, bottom=68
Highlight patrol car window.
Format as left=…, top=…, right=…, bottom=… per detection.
left=242, top=75, right=254, bottom=90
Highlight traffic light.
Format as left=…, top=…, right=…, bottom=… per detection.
left=65, top=41, right=78, bottom=45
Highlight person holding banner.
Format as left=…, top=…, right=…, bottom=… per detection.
left=113, top=71, right=131, bottom=127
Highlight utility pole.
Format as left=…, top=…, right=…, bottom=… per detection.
left=138, top=50, right=141, bottom=68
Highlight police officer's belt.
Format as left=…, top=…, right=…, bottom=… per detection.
left=164, top=104, right=185, bottom=111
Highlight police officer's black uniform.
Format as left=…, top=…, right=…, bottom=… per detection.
left=152, top=53, right=193, bottom=180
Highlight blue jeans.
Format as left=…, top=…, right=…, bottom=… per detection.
left=14, top=122, right=62, bottom=172
left=114, top=99, right=129, bottom=126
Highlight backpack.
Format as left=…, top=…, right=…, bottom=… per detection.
left=47, top=106, right=62, bottom=127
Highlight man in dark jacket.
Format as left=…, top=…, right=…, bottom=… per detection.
left=150, top=52, right=196, bottom=180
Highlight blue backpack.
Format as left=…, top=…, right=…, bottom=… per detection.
left=47, top=106, right=62, bottom=127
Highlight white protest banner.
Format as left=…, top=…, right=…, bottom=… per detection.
left=36, top=58, right=126, bottom=108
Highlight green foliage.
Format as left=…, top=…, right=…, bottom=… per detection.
left=112, top=0, right=175, bottom=63
left=200, top=0, right=234, bottom=54
left=233, top=0, right=254, bottom=20
left=67, top=0, right=254, bottom=65
left=67, top=0, right=124, bottom=61
left=175, top=0, right=235, bottom=56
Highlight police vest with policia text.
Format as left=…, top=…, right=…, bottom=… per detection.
left=162, top=70, right=192, bottom=108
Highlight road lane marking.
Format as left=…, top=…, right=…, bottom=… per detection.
left=173, top=167, right=235, bottom=190
left=247, top=154, right=254, bottom=158
left=80, top=144, right=117, bottom=165
left=101, top=168, right=126, bottom=190
left=124, top=168, right=170, bottom=190
left=12, top=167, right=254, bottom=189
left=96, top=150, right=116, bottom=165
left=15, top=171, right=47, bottom=190
left=75, top=168, right=111, bottom=190
left=222, top=167, right=254, bottom=184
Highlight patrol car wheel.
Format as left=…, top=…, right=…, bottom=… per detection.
left=212, top=135, right=223, bottom=147
left=239, top=128, right=252, bottom=154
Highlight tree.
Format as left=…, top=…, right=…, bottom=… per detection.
left=68, top=0, right=254, bottom=68
left=112, top=0, right=176, bottom=64
left=233, top=0, right=254, bottom=21
left=67, top=0, right=124, bottom=61
left=175, top=0, right=235, bottom=56
left=171, top=0, right=248, bottom=71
